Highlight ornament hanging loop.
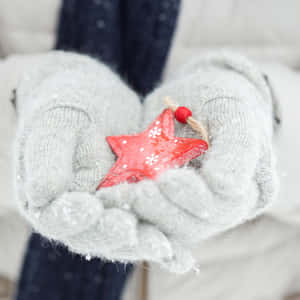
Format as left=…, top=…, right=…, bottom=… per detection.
left=164, top=97, right=210, bottom=147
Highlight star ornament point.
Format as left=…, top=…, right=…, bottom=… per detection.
left=97, top=109, right=208, bottom=189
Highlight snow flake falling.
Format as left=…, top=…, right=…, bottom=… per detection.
left=148, top=126, right=162, bottom=138
left=145, top=154, right=159, bottom=165
left=85, top=254, right=91, bottom=261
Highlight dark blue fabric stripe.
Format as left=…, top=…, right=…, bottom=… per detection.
left=56, top=0, right=180, bottom=95
left=56, top=0, right=124, bottom=74
left=122, top=0, right=180, bottom=95
left=15, top=233, right=132, bottom=300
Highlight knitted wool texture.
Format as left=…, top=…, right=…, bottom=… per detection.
left=15, top=51, right=277, bottom=273
left=15, top=52, right=192, bottom=272
left=99, top=51, right=278, bottom=251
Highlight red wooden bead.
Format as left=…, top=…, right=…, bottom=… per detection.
left=174, top=106, right=192, bottom=124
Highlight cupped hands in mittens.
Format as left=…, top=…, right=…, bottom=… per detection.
left=15, top=51, right=195, bottom=272
left=98, top=52, right=278, bottom=247
left=15, top=51, right=278, bottom=274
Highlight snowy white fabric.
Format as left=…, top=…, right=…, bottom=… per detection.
left=14, top=51, right=192, bottom=271
left=122, top=1, right=300, bottom=298
left=15, top=49, right=278, bottom=274
left=0, top=0, right=61, bottom=278
left=123, top=58, right=300, bottom=299
left=0, top=59, right=17, bottom=216
left=0, top=54, right=45, bottom=279
left=1, top=0, right=300, bottom=298
left=99, top=52, right=277, bottom=248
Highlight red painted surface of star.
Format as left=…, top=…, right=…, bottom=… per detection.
left=97, top=109, right=208, bottom=189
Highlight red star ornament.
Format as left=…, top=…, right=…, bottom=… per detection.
left=97, top=109, right=208, bottom=189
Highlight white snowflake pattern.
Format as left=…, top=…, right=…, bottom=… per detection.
left=148, top=126, right=162, bottom=138
left=145, top=154, right=159, bottom=165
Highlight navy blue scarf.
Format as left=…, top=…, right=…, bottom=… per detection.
left=15, top=1, right=179, bottom=300
left=56, top=0, right=180, bottom=95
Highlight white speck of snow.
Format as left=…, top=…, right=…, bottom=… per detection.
left=122, top=204, right=130, bottom=210
left=96, top=20, right=105, bottom=29
left=85, top=254, right=91, bottom=261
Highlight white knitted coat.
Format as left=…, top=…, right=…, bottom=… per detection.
left=0, top=1, right=300, bottom=300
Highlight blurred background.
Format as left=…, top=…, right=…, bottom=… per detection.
left=1, top=1, right=300, bottom=299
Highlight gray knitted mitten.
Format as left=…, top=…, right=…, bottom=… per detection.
left=15, top=51, right=278, bottom=274
left=15, top=51, right=193, bottom=271
left=99, top=52, right=278, bottom=252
